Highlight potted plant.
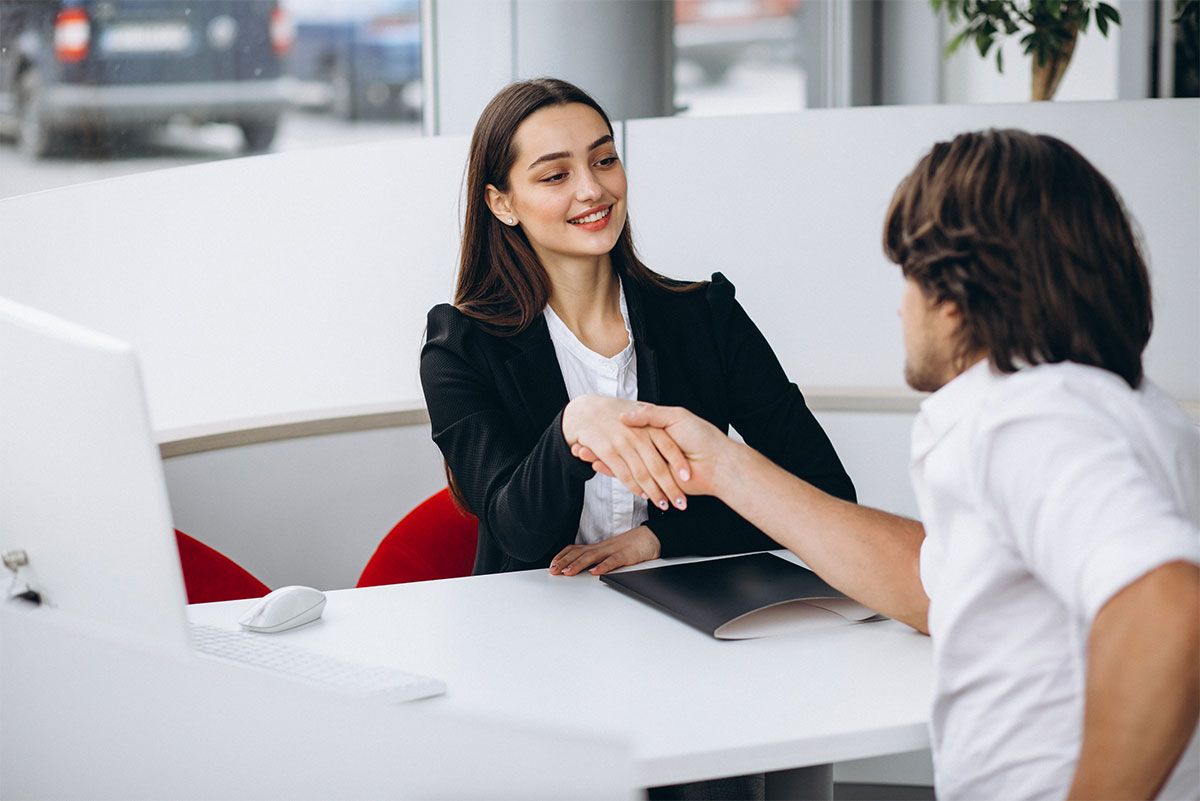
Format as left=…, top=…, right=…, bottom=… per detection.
left=931, top=0, right=1121, bottom=100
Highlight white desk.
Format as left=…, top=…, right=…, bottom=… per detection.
left=188, top=551, right=934, bottom=792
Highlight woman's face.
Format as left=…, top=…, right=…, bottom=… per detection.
left=489, top=102, right=627, bottom=266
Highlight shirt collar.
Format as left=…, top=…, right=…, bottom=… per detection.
left=542, top=278, right=635, bottom=370
left=911, top=358, right=995, bottom=459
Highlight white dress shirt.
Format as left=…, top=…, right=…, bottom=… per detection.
left=543, top=282, right=649, bottom=545
left=911, top=360, right=1199, bottom=801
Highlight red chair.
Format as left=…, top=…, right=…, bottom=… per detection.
left=357, top=488, right=479, bottom=587
left=174, top=529, right=271, bottom=604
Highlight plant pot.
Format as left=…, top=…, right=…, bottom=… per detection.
left=1031, top=26, right=1079, bottom=100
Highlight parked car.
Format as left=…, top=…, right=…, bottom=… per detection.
left=0, top=0, right=292, bottom=158
left=284, top=0, right=420, bottom=120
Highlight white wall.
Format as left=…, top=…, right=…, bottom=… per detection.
left=4, top=101, right=1193, bottom=431
left=626, top=101, right=1199, bottom=400
left=0, top=135, right=469, bottom=432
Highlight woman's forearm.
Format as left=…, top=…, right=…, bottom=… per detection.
left=454, top=410, right=591, bottom=563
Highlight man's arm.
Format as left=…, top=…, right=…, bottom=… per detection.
left=719, top=441, right=929, bottom=632
left=610, top=405, right=931, bottom=633
left=1068, top=560, right=1200, bottom=800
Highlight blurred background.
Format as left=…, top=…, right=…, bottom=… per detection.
left=1, top=0, right=1194, bottom=198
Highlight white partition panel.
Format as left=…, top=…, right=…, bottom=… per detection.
left=0, top=135, right=469, bottom=432
left=0, top=106, right=1193, bottom=435
left=624, top=100, right=1200, bottom=401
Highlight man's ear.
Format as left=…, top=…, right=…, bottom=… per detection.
left=485, top=184, right=514, bottom=223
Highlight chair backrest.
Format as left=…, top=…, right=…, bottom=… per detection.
left=357, top=488, right=478, bottom=587
left=175, top=529, right=270, bottom=604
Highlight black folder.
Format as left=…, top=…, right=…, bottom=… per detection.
left=599, top=552, right=880, bottom=639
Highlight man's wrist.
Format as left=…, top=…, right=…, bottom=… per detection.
left=712, top=439, right=756, bottom=500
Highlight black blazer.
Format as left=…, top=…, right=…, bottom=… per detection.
left=420, top=272, right=856, bottom=575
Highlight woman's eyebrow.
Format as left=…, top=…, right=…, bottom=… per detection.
left=527, top=135, right=615, bottom=170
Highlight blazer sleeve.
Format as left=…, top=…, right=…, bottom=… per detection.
left=647, top=275, right=856, bottom=558
left=421, top=305, right=594, bottom=563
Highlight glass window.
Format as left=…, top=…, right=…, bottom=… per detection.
left=0, top=0, right=423, bottom=199
left=673, top=0, right=808, bottom=116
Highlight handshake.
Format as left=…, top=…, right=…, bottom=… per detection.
left=561, top=394, right=742, bottom=514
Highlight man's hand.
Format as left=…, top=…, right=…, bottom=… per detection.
left=571, top=403, right=737, bottom=499
left=561, top=395, right=692, bottom=512
left=549, top=526, right=662, bottom=576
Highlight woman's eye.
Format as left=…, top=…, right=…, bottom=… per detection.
left=596, top=156, right=618, bottom=167
left=541, top=172, right=567, bottom=183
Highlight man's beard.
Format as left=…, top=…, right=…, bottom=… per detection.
left=904, top=352, right=950, bottom=394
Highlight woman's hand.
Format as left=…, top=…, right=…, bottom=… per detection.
left=573, top=403, right=732, bottom=498
left=549, top=526, right=661, bottom=576
left=562, top=394, right=692, bottom=512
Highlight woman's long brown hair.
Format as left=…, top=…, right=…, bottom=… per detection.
left=455, top=77, right=693, bottom=335
left=446, top=77, right=697, bottom=511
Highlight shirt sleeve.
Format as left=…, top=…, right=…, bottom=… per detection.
left=975, top=402, right=1200, bottom=626
left=421, top=306, right=593, bottom=563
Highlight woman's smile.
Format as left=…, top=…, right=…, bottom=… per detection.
left=568, top=204, right=612, bottom=231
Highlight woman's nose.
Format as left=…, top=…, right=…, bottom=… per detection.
left=575, top=170, right=603, bottom=202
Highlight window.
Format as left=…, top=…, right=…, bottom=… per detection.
left=0, top=0, right=424, bottom=198
left=673, top=0, right=808, bottom=116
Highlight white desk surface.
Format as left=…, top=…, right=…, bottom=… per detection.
left=188, top=550, right=933, bottom=788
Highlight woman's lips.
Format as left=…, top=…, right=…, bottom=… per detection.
left=568, top=205, right=612, bottom=232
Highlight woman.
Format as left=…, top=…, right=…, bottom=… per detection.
left=421, top=78, right=855, bottom=578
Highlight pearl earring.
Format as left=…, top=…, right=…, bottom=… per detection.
left=507, top=217, right=515, bottom=225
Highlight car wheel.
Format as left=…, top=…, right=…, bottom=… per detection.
left=330, top=60, right=359, bottom=120
left=240, top=118, right=279, bottom=153
left=17, top=69, right=57, bottom=159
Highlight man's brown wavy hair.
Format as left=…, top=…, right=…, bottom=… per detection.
left=883, top=129, right=1152, bottom=388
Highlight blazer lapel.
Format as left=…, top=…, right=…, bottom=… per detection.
left=505, top=315, right=571, bottom=429
left=623, top=278, right=661, bottom=404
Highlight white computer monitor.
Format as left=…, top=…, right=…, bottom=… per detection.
left=0, top=296, right=191, bottom=655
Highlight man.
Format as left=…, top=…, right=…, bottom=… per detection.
left=576, top=130, right=1200, bottom=799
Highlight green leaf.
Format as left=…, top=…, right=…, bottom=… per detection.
left=945, top=27, right=972, bottom=56
left=976, top=30, right=995, bottom=57
left=996, top=45, right=1005, bottom=73
left=1097, top=11, right=1109, bottom=35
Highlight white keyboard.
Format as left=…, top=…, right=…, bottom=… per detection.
left=190, top=623, right=446, bottom=704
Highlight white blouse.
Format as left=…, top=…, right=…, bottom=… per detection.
left=543, top=282, right=650, bottom=545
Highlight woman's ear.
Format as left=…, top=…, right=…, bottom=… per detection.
left=485, top=184, right=516, bottom=226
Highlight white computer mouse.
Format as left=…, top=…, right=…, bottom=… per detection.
left=238, top=585, right=327, bottom=633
